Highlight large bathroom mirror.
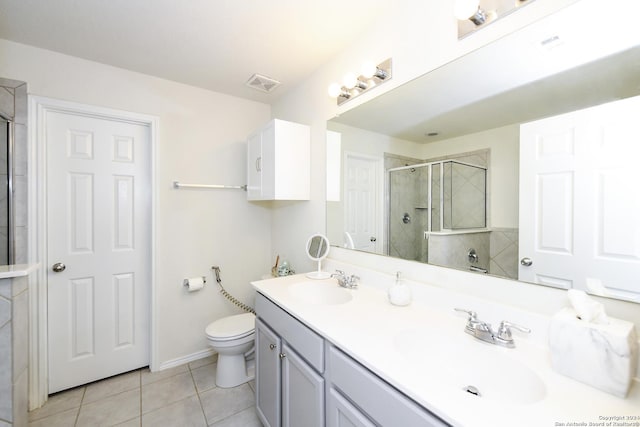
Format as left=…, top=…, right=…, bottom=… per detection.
left=326, top=9, right=640, bottom=303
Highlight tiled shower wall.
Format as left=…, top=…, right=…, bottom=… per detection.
left=489, top=228, right=519, bottom=279
left=0, top=78, right=28, bottom=264
left=443, top=161, right=486, bottom=230
left=0, top=77, right=29, bottom=427
left=428, top=231, right=490, bottom=272
left=0, top=276, right=29, bottom=427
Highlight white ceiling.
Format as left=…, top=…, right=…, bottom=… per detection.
left=0, top=0, right=387, bottom=103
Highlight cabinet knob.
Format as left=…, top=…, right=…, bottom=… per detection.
left=279, top=353, right=286, bottom=359
left=269, top=343, right=276, bottom=350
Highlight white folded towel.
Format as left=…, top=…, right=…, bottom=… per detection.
left=567, top=289, right=609, bottom=324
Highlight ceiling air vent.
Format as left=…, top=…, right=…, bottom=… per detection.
left=245, top=73, right=281, bottom=94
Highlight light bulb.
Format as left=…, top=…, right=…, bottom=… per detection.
left=327, top=83, right=342, bottom=98
left=360, top=61, right=377, bottom=79
left=342, top=72, right=358, bottom=90
left=454, top=0, right=480, bottom=20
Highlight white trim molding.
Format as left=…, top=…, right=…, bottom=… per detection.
left=28, top=96, right=159, bottom=409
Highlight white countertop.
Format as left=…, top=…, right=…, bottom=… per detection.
left=252, top=273, right=640, bottom=427
left=0, top=263, right=39, bottom=279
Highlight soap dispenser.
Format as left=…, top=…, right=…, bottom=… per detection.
left=388, top=271, right=412, bottom=306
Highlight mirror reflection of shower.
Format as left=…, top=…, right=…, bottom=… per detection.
left=0, top=115, right=13, bottom=265
left=387, top=158, right=487, bottom=264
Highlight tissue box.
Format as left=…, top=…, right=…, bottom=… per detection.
left=549, top=307, right=638, bottom=398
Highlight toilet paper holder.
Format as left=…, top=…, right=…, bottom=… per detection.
left=183, top=277, right=207, bottom=287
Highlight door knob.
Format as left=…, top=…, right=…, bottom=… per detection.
left=520, top=257, right=533, bottom=267
left=370, top=237, right=377, bottom=242
left=52, top=262, right=66, bottom=272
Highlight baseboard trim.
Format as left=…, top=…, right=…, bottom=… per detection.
left=156, top=348, right=217, bottom=372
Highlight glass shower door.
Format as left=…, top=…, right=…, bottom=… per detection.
left=0, top=117, right=11, bottom=265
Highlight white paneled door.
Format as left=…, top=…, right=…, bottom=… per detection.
left=46, top=110, right=151, bottom=393
left=519, top=95, right=640, bottom=301
left=344, top=153, right=381, bottom=253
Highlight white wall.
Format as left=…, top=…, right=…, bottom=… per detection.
left=0, top=39, right=272, bottom=366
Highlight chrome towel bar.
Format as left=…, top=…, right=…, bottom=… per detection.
left=173, top=181, right=247, bottom=191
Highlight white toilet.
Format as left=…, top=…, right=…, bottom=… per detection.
left=205, top=312, right=256, bottom=388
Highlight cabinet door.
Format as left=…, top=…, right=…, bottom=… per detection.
left=281, top=343, right=324, bottom=427
left=329, top=346, right=447, bottom=427
left=327, top=388, right=376, bottom=427
left=260, top=120, right=276, bottom=199
left=256, top=318, right=281, bottom=427
left=246, top=130, right=262, bottom=200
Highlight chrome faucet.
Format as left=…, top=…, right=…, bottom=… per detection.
left=331, top=270, right=359, bottom=289
left=454, top=308, right=530, bottom=348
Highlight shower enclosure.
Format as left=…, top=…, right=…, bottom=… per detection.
left=387, top=160, right=487, bottom=263
left=0, top=114, right=13, bottom=265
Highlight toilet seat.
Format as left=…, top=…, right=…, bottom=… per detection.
left=205, top=312, right=255, bottom=341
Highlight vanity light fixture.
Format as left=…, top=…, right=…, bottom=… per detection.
left=454, top=0, right=487, bottom=25
left=328, top=58, right=392, bottom=106
left=456, top=0, right=536, bottom=38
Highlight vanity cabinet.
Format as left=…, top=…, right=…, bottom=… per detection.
left=255, top=294, right=324, bottom=427
left=255, top=292, right=447, bottom=427
left=327, top=346, right=447, bottom=427
left=246, top=118, right=310, bottom=201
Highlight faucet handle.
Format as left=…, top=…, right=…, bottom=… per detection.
left=454, top=308, right=477, bottom=321
left=496, top=320, right=531, bottom=340
left=346, top=274, right=359, bottom=288
left=331, top=270, right=345, bottom=280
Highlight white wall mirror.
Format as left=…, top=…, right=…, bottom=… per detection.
left=306, top=234, right=331, bottom=279
left=326, top=6, right=640, bottom=303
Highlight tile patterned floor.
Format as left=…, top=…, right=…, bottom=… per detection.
left=28, top=357, right=261, bottom=427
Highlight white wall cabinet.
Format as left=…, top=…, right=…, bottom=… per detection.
left=247, top=119, right=310, bottom=201
left=255, top=293, right=448, bottom=427
left=255, top=294, right=324, bottom=427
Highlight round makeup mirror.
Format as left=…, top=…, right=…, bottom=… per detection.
left=305, top=234, right=331, bottom=279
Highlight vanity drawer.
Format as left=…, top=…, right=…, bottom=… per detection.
left=328, top=346, right=448, bottom=427
left=255, top=292, right=324, bottom=372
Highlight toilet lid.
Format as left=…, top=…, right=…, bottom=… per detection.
left=205, top=313, right=255, bottom=340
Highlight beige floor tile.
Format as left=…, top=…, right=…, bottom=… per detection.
left=200, top=384, right=254, bottom=425
left=28, top=386, right=85, bottom=421
left=210, top=406, right=261, bottom=427
left=141, top=364, right=188, bottom=386
left=141, top=395, right=206, bottom=427
left=190, top=363, right=217, bottom=393
left=75, top=389, right=140, bottom=427
left=188, top=355, right=217, bottom=370
left=113, top=417, right=141, bottom=427
left=84, top=370, right=141, bottom=404
left=27, top=407, right=78, bottom=427
left=141, top=372, right=196, bottom=414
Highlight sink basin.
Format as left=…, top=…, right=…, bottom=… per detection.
left=394, top=328, right=546, bottom=405
left=288, top=280, right=353, bottom=305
